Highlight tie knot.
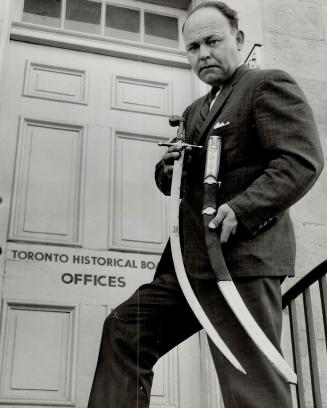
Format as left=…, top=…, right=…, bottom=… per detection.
left=199, top=87, right=221, bottom=123
left=195, top=87, right=220, bottom=136
left=208, top=86, right=220, bottom=103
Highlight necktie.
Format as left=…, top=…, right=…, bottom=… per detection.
left=195, top=86, right=220, bottom=137
left=200, top=86, right=219, bottom=120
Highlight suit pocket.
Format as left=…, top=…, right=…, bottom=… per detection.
left=210, top=121, right=236, bottom=138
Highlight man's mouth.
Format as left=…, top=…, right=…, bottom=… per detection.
left=199, top=65, right=220, bottom=73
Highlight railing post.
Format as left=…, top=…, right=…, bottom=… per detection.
left=289, top=300, right=306, bottom=408
left=282, top=261, right=327, bottom=408
left=303, top=288, right=322, bottom=408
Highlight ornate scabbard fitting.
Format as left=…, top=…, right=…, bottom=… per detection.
left=204, top=136, right=222, bottom=185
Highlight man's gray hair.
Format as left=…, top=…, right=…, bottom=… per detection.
left=183, top=1, right=239, bottom=31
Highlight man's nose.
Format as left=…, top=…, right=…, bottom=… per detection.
left=199, top=44, right=211, bottom=60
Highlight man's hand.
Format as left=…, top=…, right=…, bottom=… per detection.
left=208, top=203, right=238, bottom=244
left=162, top=144, right=192, bottom=178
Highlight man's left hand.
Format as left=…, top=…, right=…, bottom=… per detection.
left=208, top=204, right=238, bottom=244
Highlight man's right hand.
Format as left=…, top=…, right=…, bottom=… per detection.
left=162, top=144, right=192, bottom=178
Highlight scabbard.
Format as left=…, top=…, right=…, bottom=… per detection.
left=202, top=135, right=231, bottom=281
left=203, top=213, right=231, bottom=281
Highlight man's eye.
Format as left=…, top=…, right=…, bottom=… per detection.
left=187, top=45, right=197, bottom=51
left=208, top=39, right=220, bottom=46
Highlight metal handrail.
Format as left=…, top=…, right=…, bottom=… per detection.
left=282, top=260, right=327, bottom=408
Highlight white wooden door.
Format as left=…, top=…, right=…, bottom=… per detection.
left=0, top=40, right=203, bottom=408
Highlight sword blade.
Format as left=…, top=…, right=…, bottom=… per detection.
left=218, top=281, right=297, bottom=384
left=170, top=149, right=246, bottom=374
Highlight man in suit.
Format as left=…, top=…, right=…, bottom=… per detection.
left=88, top=2, right=324, bottom=407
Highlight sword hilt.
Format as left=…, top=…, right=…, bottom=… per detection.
left=158, top=115, right=203, bottom=150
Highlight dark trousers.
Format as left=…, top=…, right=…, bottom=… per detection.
left=87, top=269, right=292, bottom=408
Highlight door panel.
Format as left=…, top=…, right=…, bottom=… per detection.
left=23, top=61, right=88, bottom=104
left=111, top=131, right=167, bottom=252
left=0, top=300, right=77, bottom=405
left=10, top=118, right=85, bottom=245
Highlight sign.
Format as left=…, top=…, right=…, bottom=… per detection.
left=5, top=243, right=161, bottom=305
left=9, top=248, right=158, bottom=270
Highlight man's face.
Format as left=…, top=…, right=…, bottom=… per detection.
left=183, top=8, right=244, bottom=86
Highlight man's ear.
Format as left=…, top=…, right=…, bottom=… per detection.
left=236, top=30, right=244, bottom=51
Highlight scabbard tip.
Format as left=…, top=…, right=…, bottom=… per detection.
left=288, top=374, right=298, bottom=385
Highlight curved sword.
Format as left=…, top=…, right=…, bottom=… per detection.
left=203, top=134, right=297, bottom=384
left=161, top=115, right=246, bottom=375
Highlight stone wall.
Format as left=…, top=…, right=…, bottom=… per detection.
left=261, top=1, right=327, bottom=406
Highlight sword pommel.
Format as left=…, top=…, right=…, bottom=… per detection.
left=204, top=136, right=222, bottom=185
left=169, top=115, right=185, bottom=127
left=169, top=115, right=186, bottom=142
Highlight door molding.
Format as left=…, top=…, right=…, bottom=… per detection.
left=11, top=23, right=191, bottom=69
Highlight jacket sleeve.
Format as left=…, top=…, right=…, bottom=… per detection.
left=155, top=105, right=192, bottom=196
left=227, top=70, right=324, bottom=236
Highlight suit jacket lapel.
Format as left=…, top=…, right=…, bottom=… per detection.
left=194, top=64, right=250, bottom=145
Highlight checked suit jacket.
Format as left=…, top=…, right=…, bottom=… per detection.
left=155, top=64, right=324, bottom=280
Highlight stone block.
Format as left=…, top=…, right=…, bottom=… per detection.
left=262, top=0, right=324, bottom=40
left=263, top=31, right=327, bottom=80
left=292, top=176, right=327, bottom=224
left=291, top=125, right=327, bottom=268
left=292, top=221, right=327, bottom=279
left=296, top=78, right=327, bottom=126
